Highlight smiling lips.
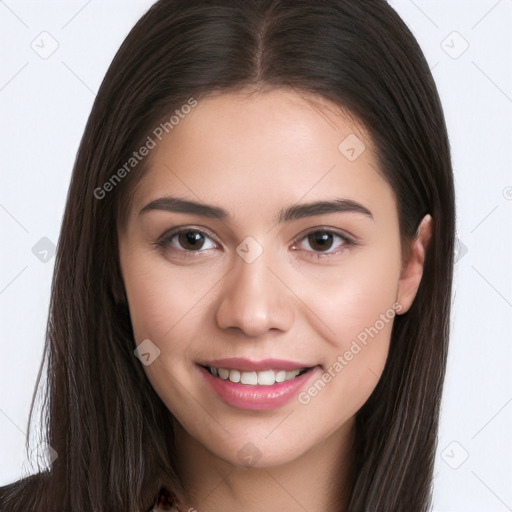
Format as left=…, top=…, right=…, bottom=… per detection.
left=206, top=366, right=308, bottom=385
left=197, top=357, right=319, bottom=410
left=199, top=357, right=314, bottom=385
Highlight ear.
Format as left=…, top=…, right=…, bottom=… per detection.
left=396, top=214, right=433, bottom=314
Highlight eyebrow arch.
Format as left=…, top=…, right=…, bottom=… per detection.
left=278, top=198, right=373, bottom=223
left=139, top=196, right=374, bottom=222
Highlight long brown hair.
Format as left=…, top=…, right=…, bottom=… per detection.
left=0, top=1, right=455, bottom=510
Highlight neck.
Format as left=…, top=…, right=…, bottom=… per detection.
left=172, top=418, right=356, bottom=512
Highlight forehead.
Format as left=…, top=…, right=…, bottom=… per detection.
left=128, top=88, right=395, bottom=226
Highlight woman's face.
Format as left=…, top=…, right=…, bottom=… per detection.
left=118, top=88, right=421, bottom=468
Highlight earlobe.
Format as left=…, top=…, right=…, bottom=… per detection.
left=396, top=214, right=433, bottom=314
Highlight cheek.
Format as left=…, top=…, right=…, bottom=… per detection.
left=293, top=246, right=401, bottom=402
left=122, top=253, right=210, bottom=344
left=121, top=255, right=208, bottom=418
left=296, top=243, right=401, bottom=341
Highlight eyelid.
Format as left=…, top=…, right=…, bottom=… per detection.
left=292, top=225, right=356, bottom=245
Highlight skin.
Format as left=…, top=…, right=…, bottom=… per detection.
left=118, top=88, right=432, bottom=512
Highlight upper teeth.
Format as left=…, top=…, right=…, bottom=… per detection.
left=210, top=367, right=305, bottom=385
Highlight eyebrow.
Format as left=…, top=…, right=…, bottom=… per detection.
left=139, top=196, right=374, bottom=223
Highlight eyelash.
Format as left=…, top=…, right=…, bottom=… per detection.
left=153, top=226, right=356, bottom=260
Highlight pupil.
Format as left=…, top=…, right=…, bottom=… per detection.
left=179, top=231, right=204, bottom=250
left=309, top=232, right=333, bottom=251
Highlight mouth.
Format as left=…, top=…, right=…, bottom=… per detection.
left=199, top=365, right=314, bottom=386
left=196, top=357, right=321, bottom=410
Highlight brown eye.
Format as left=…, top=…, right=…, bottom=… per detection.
left=294, top=229, right=355, bottom=258
left=307, top=231, right=334, bottom=252
left=155, top=228, right=217, bottom=253
left=177, top=231, right=206, bottom=250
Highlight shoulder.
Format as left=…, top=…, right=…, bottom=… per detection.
left=0, top=472, right=50, bottom=511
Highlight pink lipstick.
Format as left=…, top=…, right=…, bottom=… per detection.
left=196, top=358, right=320, bottom=410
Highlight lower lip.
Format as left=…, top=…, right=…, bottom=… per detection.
left=198, top=365, right=319, bottom=410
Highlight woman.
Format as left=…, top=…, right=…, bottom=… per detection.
left=0, top=1, right=455, bottom=510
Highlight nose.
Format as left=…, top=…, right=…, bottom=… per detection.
left=215, top=248, right=295, bottom=337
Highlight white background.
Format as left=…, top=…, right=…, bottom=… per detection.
left=1, top=1, right=511, bottom=511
